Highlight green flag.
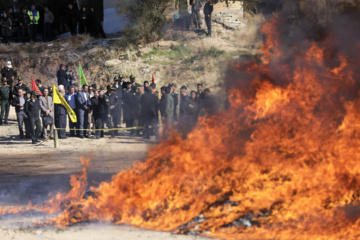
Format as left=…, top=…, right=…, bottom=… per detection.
left=79, top=63, right=89, bottom=86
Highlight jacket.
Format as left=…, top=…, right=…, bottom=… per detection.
left=57, top=69, right=70, bottom=89
left=39, top=95, right=53, bottom=117
left=25, top=97, right=40, bottom=119
left=76, top=90, right=91, bottom=110
left=12, top=95, right=28, bottom=113
left=28, top=10, right=40, bottom=25
left=44, top=11, right=54, bottom=24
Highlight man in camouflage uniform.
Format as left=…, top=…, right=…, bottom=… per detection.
left=0, top=77, right=11, bottom=125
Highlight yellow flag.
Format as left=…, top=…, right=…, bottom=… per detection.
left=53, top=85, right=77, bottom=123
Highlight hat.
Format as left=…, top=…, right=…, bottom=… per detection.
left=119, top=74, right=124, bottom=79
left=6, top=61, right=12, bottom=68
left=107, top=84, right=115, bottom=90
left=18, top=76, right=23, bottom=81
left=1, top=77, right=7, bottom=82
left=48, top=86, right=53, bottom=91
left=99, top=86, right=105, bottom=91
left=30, top=90, right=39, bottom=95
left=130, top=75, right=135, bottom=79
left=91, top=83, right=97, bottom=90
left=171, top=83, right=177, bottom=87
left=114, top=76, right=119, bottom=81
left=73, top=83, right=79, bottom=87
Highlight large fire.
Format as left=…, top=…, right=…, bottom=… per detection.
left=2, top=6, right=360, bottom=240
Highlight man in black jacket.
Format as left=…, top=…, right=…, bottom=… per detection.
left=57, top=64, right=71, bottom=91
left=140, top=86, right=159, bottom=140
left=66, top=4, right=78, bottom=36
left=13, top=76, right=30, bottom=97
left=204, top=0, right=214, bottom=37
left=25, top=91, right=41, bottom=144
left=12, top=88, right=28, bottom=139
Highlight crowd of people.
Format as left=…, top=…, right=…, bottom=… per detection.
left=0, top=61, right=218, bottom=144
left=0, top=3, right=105, bottom=44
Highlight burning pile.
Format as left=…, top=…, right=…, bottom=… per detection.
left=2, top=2, right=360, bottom=239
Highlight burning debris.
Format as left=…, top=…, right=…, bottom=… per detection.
left=2, top=1, right=360, bottom=239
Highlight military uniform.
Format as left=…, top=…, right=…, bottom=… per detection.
left=13, top=82, right=30, bottom=97
left=113, top=76, right=124, bottom=128
left=99, top=85, right=115, bottom=138
left=0, top=80, right=11, bottom=124
left=91, top=95, right=101, bottom=139
left=25, top=92, right=41, bottom=144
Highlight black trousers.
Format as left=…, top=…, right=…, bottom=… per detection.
left=205, top=16, right=211, bottom=36
left=102, top=115, right=114, bottom=137
left=43, top=23, right=52, bottom=41
left=30, top=24, right=38, bottom=41
left=94, top=117, right=102, bottom=138
left=56, top=114, right=67, bottom=137
left=144, top=117, right=158, bottom=138
left=30, top=117, right=41, bottom=143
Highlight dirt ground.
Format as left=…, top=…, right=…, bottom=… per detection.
left=0, top=108, right=212, bottom=240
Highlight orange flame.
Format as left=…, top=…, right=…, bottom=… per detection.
left=3, top=14, right=360, bottom=240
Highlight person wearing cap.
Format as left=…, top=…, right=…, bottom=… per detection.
left=123, top=81, right=133, bottom=128
left=99, top=85, right=115, bottom=138
left=12, top=88, right=28, bottom=139
left=39, top=88, right=54, bottom=139
left=113, top=76, right=123, bottom=131
left=129, top=75, right=141, bottom=92
left=1, top=61, right=17, bottom=98
left=13, top=76, right=30, bottom=97
left=132, top=85, right=143, bottom=136
left=25, top=91, right=41, bottom=144
left=0, top=77, right=11, bottom=125
left=91, top=88, right=101, bottom=139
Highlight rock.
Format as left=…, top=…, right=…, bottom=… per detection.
left=19, top=51, right=29, bottom=59
left=152, top=40, right=178, bottom=51
left=105, top=59, right=121, bottom=67
left=88, top=48, right=100, bottom=55
left=60, top=42, right=70, bottom=48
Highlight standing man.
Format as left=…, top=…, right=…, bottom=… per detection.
left=13, top=76, right=29, bottom=97
left=170, top=83, right=179, bottom=123
left=20, top=8, right=31, bottom=43
left=204, top=0, right=214, bottom=37
left=55, top=85, right=68, bottom=139
left=66, top=4, right=78, bottom=36
left=129, top=75, right=141, bottom=92
left=12, top=88, right=28, bottom=139
left=39, top=88, right=54, bottom=139
left=76, top=84, right=91, bottom=138
left=57, top=64, right=71, bottom=91
left=112, top=76, right=123, bottom=130
left=0, top=77, right=11, bottom=125
left=28, top=5, right=40, bottom=42
left=100, top=85, right=115, bottom=138
left=91, top=89, right=101, bottom=139
left=140, top=86, right=159, bottom=140
left=43, top=7, right=54, bottom=42
left=65, top=85, right=77, bottom=137
left=35, top=79, right=45, bottom=95
left=162, top=86, right=174, bottom=136
left=1, top=61, right=17, bottom=99
left=25, top=91, right=41, bottom=144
